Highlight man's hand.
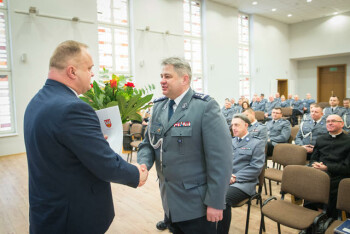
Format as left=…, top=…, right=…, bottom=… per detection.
left=302, top=145, right=314, bottom=153
left=136, top=163, right=148, bottom=187
left=207, top=206, right=223, bottom=222
left=229, top=174, right=236, bottom=184
left=312, top=162, right=328, bottom=171
left=104, top=135, right=108, bottom=140
left=264, top=113, right=268, bottom=118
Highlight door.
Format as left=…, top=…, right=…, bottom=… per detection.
left=277, top=79, right=288, bottom=98
left=317, top=65, right=346, bottom=102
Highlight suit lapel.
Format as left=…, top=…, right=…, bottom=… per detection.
left=164, top=89, right=193, bottom=134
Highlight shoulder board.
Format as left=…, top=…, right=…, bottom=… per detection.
left=153, top=96, right=168, bottom=103
left=193, top=93, right=210, bottom=101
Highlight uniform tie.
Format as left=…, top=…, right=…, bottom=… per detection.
left=332, top=108, right=334, bottom=113
left=238, top=138, right=242, bottom=142
left=273, top=120, right=275, bottom=124
left=314, top=121, right=317, bottom=126
left=168, top=100, right=175, bottom=121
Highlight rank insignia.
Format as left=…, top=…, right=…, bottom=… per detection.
left=173, top=121, right=191, bottom=127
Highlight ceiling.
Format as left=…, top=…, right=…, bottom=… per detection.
left=211, top=0, right=350, bottom=24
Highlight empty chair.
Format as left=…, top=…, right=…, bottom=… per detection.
left=255, top=111, right=265, bottom=122
left=325, top=178, right=350, bottom=234
left=260, top=165, right=330, bottom=234
left=126, top=123, right=143, bottom=162
left=264, top=143, right=307, bottom=195
left=288, top=125, right=299, bottom=144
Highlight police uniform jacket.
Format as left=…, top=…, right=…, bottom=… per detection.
left=343, top=108, right=350, bottom=132
left=221, top=106, right=235, bottom=125
left=302, top=99, right=315, bottom=112
left=265, top=100, right=280, bottom=115
left=260, top=98, right=267, bottom=105
left=295, top=117, right=328, bottom=146
left=287, top=99, right=294, bottom=107
left=253, top=102, right=265, bottom=111
left=233, top=105, right=243, bottom=114
left=231, top=134, right=265, bottom=196
left=248, top=121, right=268, bottom=143
left=302, top=113, right=312, bottom=122
left=266, top=118, right=291, bottom=146
left=292, top=100, right=304, bottom=113
left=137, top=89, right=233, bottom=223
left=280, top=101, right=290, bottom=107
left=323, top=106, right=346, bottom=118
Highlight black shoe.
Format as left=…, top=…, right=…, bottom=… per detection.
left=156, top=220, right=168, bottom=231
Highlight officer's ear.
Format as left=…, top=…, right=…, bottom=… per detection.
left=182, top=74, right=190, bottom=85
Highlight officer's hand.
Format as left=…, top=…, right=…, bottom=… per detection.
left=136, top=164, right=148, bottom=187
left=103, top=134, right=108, bottom=140
left=229, top=174, right=236, bottom=184
left=207, top=206, right=223, bottom=222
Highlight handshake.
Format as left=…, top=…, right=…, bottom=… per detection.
left=136, top=163, right=148, bottom=187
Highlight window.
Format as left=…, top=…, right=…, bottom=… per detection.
left=183, top=0, right=203, bottom=93
left=0, top=0, right=15, bottom=136
left=238, top=13, right=250, bottom=98
left=97, top=0, right=130, bottom=76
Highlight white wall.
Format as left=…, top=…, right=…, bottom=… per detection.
left=290, top=12, right=350, bottom=59
left=204, top=1, right=239, bottom=103
left=250, top=15, right=291, bottom=97
left=296, top=55, right=350, bottom=99
left=1, top=0, right=99, bottom=156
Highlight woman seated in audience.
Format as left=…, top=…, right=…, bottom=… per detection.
left=280, top=95, right=290, bottom=107
left=242, top=101, right=250, bottom=111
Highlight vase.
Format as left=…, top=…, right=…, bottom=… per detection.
left=95, top=106, right=123, bottom=155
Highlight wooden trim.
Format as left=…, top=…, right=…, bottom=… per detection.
left=0, top=152, right=26, bottom=157
left=317, top=64, right=346, bottom=102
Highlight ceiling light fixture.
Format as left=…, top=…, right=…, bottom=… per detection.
left=272, top=8, right=276, bottom=12
left=307, top=0, right=312, bottom=2
left=333, top=12, right=338, bottom=15
left=288, top=14, right=292, bottom=17
left=252, top=1, right=258, bottom=5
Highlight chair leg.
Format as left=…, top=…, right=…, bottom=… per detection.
left=259, top=214, right=265, bottom=234
left=264, top=179, right=267, bottom=195
left=277, top=223, right=281, bottom=234
left=269, top=179, right=272, bottom=196
left=245, top=202, right=251, bottom=234
left=259, top=196, right=266, bottom=232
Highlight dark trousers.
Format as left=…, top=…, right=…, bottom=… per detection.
left=169, top=216, right=217, bottom=234
left=266, top=141, right=275, bottom=157
left=217, top=187, right=250, bottom=234
left=291, top=109, right=303, bottom=126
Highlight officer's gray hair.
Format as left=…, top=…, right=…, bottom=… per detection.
left=161, top=57, right=192, bottom=81
left=233, top=114, right=251, bottom=125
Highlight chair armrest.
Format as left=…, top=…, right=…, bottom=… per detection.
left=262, top=196, right=277, bottom=207
left=312, top=212, right=328, bottom=234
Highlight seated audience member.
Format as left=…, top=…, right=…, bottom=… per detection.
left=264, top=95, right=280, bottom=118
left=291, top=95, right=304, bottom=126
left=230, top=98, right=236, bottom=106
left=295, top=105, right=328, bottom=160
left=217, top=114, right=265, bottom=234
left=253, top=96, right=265, bottom=112
left=233, top=98, right=243, bottom=114
left=343, top=98, right=350, bottom=132
left=250, top=97, right=257, bottom=109
left=266, top=107, right=291, bottom=156
left=323, top=96, right=345, bottom=118
left=275, top=92, right=281, bottom=102
left=280, top=95, right=290, bottom=107
left=242, top=101, right=250, bottom=111
left=286, top=94, right=294, bottom=107
left=302, top=93, right=316, bottom=113
left=243, top=108, right=268, bottom=143
left=260, top=93, right=267, bottom=105
left=222, top=100, right=235, bottom=126
left=301, top=103, right=317, bottom=122
left=305, top=115, right=350, bottom=219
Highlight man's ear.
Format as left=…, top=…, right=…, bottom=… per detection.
left=182, top=74, right=190, bottom=85
left=67, top=66, right=76, bottom=80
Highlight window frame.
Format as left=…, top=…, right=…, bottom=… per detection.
left=238, top=13, right=250, bottom=99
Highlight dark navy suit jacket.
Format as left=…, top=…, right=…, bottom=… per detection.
left=24, top=79, right=139, bottom=234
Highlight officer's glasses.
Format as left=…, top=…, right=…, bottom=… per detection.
left=326, top=120, right=342, bottom=124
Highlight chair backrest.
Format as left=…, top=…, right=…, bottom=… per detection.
left=336, top=178, right=350, bottom=212
left=290, top=126, right=299, bottom=141
left=258, top=168, right=265, bottom=187
left=281, top=165, right=330, bottom=204
left=130, top=123, right=143, bottom=139
left=255, top=111, right=265, bottom=121
left=123, top=122, right=131, bottom=134
left=272, top=143, right=307, bottom=166
left=318, top=102, right=330, bottom=109
left=281, top=107, right=292, bottom=117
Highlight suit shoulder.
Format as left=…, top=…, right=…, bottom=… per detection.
left=192, top=92, right=211, bottom=102
left=153, top=96, right=168, bottom=103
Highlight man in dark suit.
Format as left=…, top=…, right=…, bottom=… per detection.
left=137, top=57, right=233, bottom=233
left=24, top=40, right=147, bottom=234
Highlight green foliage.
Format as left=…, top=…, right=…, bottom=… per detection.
left=79, top=69, right=155, bottom=123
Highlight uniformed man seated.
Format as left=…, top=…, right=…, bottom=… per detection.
left=302, top=93, right=316, bottom=114
left=342, top=98, right=350, bottom=133
left=301, top=103, right=317, bottom=122
left=242, top=108, right=268, bottom=143
left=266, top=107, right=291, bottom=156
left=295, top=104, right=328, bottom=160
left=221, top=99, right=234, bottom=126
left=252, top=96, right=265, bottom=112
left=264, top=95, right=280, bottom=118
left=291, top=95, right=304, bottom=127
left=217, top=114, right=265, bottom=234
left=323, top=96, right=345, bottom=118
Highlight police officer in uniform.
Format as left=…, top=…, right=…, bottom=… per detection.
left=342, top=98, right=350, bottom=133
left=253, top=96, right=265, bottom=112
left=137, top=57, right=233, bottom=233
left=243, top=108, right=268, bottom=143
left=291, top=95, right=304, bottom=126
left=323, top=96, right=346, bottom=118
left=295, top=104, right=328, bottom=160
left=302, top=93, right=315, bottom=113
left=266, top=107, right=291, bottom=156
left=221, top=100, right=235, bottom=126
left=264, top=96, right=280, bottom=118
left=217, top=114, right=265, bottom=234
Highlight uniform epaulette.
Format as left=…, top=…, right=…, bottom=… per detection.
left=193, top=93, right=210, bottom=101
left=153, top=96, right=168, bottom=103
